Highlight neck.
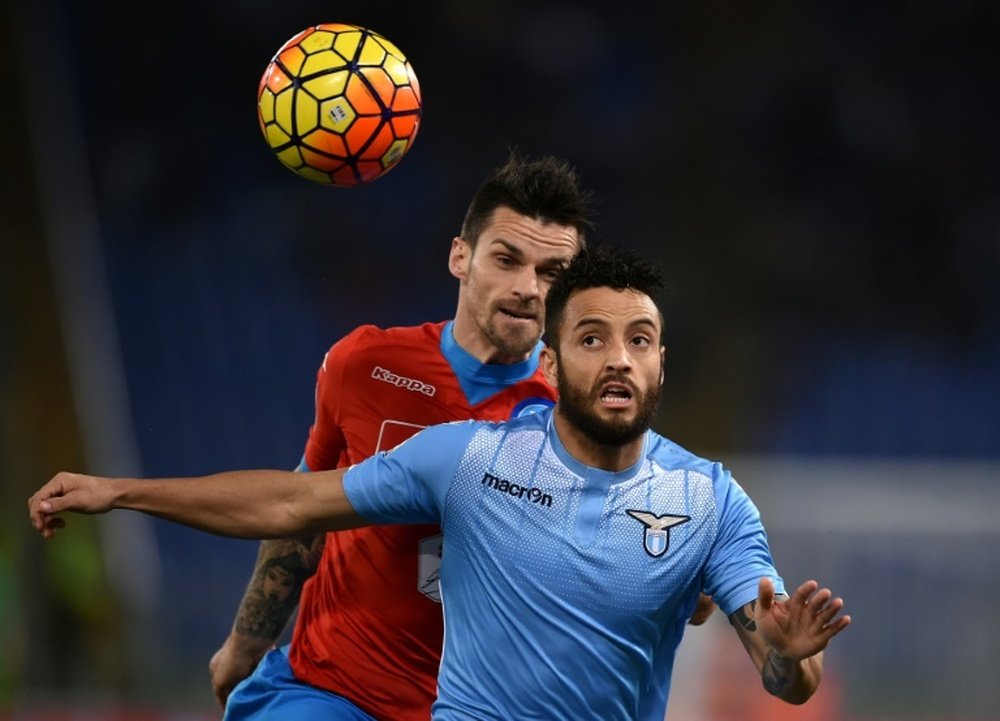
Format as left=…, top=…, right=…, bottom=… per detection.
left=552, top=408, right=645, bottom=472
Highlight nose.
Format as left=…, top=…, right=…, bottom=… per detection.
left=605, top=339, right=633, bottom=372
left=511, top=266, right=540, bottom=300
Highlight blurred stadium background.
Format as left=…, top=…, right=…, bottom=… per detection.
left=2, top=1, right=998, bottom=719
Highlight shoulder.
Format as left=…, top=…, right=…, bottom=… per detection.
left=417, top=410, right=542, bottom=447
left=503, top=407, right=550, bottom=433
left=323, top=321, right=447, bottom=369
left=646, top=432, right=730, bottom=481
left=397, top=418, right=485, bottom=457
left=333, top=321, right=446, bottom=352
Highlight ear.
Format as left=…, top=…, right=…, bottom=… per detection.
left=541, top=344, right=559, bottom=388
left=449, top=237, right=471, bottom=281
left=659, top=345, right=666, bottom=386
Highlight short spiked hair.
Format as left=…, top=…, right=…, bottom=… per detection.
left=460, top=150, right=594, bottom=248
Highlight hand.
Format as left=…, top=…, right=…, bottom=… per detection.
left=688, top=593, right=716, bottom=626
left=209, top=635, right=268, bottom=708
left=28, top=472, right=117, bottom=539
left=755, top=577, right=851, bottom=662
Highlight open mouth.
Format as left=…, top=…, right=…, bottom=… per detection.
left=599, top=383, right=634, bottom=406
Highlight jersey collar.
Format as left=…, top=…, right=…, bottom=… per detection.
left=441, top=321, right=543, bottom=406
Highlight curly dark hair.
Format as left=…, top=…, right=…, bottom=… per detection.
left=460, top=149, right=595, bottom=247
left=543, top=245, right=665, bottom=349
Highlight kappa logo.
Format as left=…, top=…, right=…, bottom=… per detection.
left=626, top=509, right=691, bottom=558
left=371, top=366, right=437, bottom=396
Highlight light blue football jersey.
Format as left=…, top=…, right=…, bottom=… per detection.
left=343, top=406, right=784, bottom=720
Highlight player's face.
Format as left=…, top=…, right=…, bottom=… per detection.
left=263, top=565, right=296, bottom=602
left=450, top=207, right=579, bottom=364
left=545, top=287, right=664, bottom=446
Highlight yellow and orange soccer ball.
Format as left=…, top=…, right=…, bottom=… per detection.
left=257, top=24, right=422, bottom=187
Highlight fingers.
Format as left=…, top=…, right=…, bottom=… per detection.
left=757, top=576, right=776, bottom=611
left=213, top=683, right=231, bottom=709
left=811, top=592, right=839, bottom=621
left=826, top=614, right=852, bottom=636
left=32, top=513, right=67, bottom=539
left=688, top=594, right=716, bottom=626
left=809, top=587, right=832, bottom=607
left=28, top=472, right=81, bottom=538
left=798, top=583, right=843, bottom=621
left=791, top=579, right=820, bottom=607
left=37, top=495, right=64, bottom=514
left=797, top=581, right=850, bottom=640
left=758, top=578, right=850, bottom=660
left=815, top=596, right=850, bottom=633
left=29, top=494, right=56, bottom=534
left=209, top=654, right=230, bottom=708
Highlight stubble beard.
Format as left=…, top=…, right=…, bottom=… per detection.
left=482, top=304, right=542, bottom=360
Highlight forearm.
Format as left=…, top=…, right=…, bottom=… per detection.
left=229, top=536, right=324, bottom=649
left=762, top=649, right=823, bottom=704
left=110, top=469, right=357, bottom=538
left=729, top=585, right=836, bottom=706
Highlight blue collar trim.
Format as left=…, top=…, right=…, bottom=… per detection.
left=441, top=321, right=543, bottom=406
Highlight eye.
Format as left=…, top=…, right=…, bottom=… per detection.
left=495, top=254, right=515, bottom=268
left=630, top=335, right=652, bottom=347
left=539, top=267, right=562, bottom=282
left=582, top=335, right=601, bottom=347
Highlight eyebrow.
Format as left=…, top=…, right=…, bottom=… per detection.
left=572, top=315, right=658, bottom=332
left=491, top=239, right=572, bottom=269
left=490, top=239, right=525, bottom=259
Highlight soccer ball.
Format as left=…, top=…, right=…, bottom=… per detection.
left=257, top=24, right=422, bottom=187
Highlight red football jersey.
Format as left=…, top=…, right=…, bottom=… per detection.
left=288, top=321, right=556, bottom=720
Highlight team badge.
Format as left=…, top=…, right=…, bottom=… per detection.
left=511, top=396, right=555, bottom=419
left=626, top=510, right=691, bottom=557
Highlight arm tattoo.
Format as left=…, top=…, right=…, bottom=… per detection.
left=233, top=535, right=325, bottom=640
left=728, top=596, right=801, bottom=699
left=762, top=650, right=796, bottom=696
left=731, top=600, right=757, bottom=632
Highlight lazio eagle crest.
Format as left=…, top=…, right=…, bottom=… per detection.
left=626, top=509, right=691, bottom=557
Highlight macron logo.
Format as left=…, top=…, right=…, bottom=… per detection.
left=371, top=366, right=437, bottom=397
left=481, top=471, right=553, bottom=508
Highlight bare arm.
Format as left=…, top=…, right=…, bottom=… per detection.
left=729, top=578, right=851, bottom=705
left=208, top=534, right=324, bottom=706
left=28, top=468, right=367, bottom=540
left=232, top=536, right=323, bottom=639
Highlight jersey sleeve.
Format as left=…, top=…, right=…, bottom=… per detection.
left=342, top=420, right=478, bottom=525
left=302, top=328, right=369, bottom=471
left=702, top=466, right=785, bottom=616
